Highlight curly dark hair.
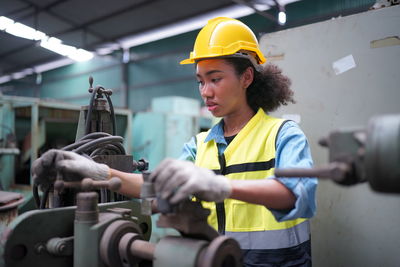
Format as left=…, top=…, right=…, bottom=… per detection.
left=224, top=57, right=295, bottom=113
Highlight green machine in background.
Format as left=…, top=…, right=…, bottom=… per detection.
left=0, top=91, right=132, bottom=211
left=132, top=96, right=212, bottom=171
left=132, top=96, right=213, bottom=241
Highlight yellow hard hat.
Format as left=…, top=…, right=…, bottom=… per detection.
left=180, top=17, right=266, bottom=65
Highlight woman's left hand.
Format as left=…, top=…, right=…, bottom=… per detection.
left=149, top=158, right=231, bottom=204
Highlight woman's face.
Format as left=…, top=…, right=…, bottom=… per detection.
left=196, top=59, right=252, bottom=118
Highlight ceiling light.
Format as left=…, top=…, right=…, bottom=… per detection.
left=278, top=11, right=286, bottom=25
left=0, top=16, right=14, bottom=30
left=40, top=38, right=93, bottom=62
left=1, top=15, right=93, bottom=63
left=40, top=37, right=75, bottom=55
left=0, top=75, right=11, bottom=84
left=5, top=22, right=46, bottom=41
left=119, top=4, right=269, bottom=49
left=68, top=49, right=94, bottom=62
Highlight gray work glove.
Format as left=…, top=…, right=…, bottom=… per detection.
left=149, top=158, right=232, bottom=204
left=32, top=149, right=110, bottom=188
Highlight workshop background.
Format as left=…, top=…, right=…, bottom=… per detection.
left=1, top=0, right=399, bottom=266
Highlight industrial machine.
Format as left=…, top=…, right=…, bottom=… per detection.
left=0, top=78, right=242, bottom=267
left=275, top=114, right=400, bottom=193
left=1, top=176, right=242, bottom=267
left=0, top=84, right=132, bottom=211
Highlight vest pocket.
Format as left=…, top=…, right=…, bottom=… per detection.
left=231, top=201, right=265, bottom=231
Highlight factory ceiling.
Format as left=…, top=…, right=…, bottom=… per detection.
left=0, top=0, right=290, bottom=83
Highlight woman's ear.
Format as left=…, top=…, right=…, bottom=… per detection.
left=242, top=66, right=254, bottom=89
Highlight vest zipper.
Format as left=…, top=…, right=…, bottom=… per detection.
left=216, top=154, right=227, bottom=235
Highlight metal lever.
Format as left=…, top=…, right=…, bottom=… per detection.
left=274, top=162, right=351, bottom=183
left=54, top=177, right=122, bottom=192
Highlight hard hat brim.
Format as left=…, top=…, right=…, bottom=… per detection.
left=180, top=58, right=195, bottom=65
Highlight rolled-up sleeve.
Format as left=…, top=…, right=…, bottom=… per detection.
left=270, top=121, right=318, bottom=222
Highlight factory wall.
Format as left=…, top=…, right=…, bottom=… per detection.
left=127, top=32, right=199, bottom=111
left=262, top=5, right=400, bottom=266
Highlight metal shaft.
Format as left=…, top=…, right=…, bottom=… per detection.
left=275, top=162, right=350, bottom=182
left=74, top=192, right=99, bottom=267
left=130, top=239, right=155, bottom=261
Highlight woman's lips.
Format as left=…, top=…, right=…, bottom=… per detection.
left=207, top=105, right=217, bottom=111
left=206, top=102, right=218, bottom=111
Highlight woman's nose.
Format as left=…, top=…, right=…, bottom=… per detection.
left=200, top=83, right=213, bottom=98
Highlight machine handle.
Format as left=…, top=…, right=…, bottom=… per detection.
left=54, top=177, right=122, bottom=192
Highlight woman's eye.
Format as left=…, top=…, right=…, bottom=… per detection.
left=211, top=78, right=221, bottom=83
left=197, top=80, right=204, bottom=87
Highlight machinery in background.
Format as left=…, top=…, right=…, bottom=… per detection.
left=275, top=114, right=400, bottom=193
left=32, top=76, right=140, bottom=208
left=132, top=96, right=213, bottom=242
left=0, top=87, right=132, bottom=211
left=132, top=96, right=212, bottom=171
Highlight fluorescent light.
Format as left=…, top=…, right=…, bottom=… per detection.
left=118, top=1, right=299, bottom=50
left=68, top=49, right=94, bottom=62
left=5, top=22, right=46, bottom=41
left=40, top=37, right=93, bottom=61
left=0, top=75, right=11, bottom=84
left=1, top=15, right=93, bottom=62
left=0, top=16, right=14, bottom=30
left=278, top=11, right=287, bottom=25
left=40, top=37, right=75, bottom=55
left=119, top=5, right=263, bottom=49
left=12, top=71, right=26, bottom=80
left=96, top=43, right=121, bottom=55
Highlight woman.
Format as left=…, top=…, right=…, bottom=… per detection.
left=32, top=17, right=317, bottom=266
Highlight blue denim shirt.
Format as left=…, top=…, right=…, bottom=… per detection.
left=179, top=119, right=318, bottom=222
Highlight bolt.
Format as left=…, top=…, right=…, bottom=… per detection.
left=34, top=243, right=46, bottom=254
left=58, top=244, right=65, bottom=253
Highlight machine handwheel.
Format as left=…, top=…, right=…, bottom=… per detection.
left=100, top=220, right=142, bottom=267
left=198, top=236, right=242, bottom=267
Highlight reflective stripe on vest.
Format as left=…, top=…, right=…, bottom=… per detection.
left=195, top=108, right=309, bottom=249
left=226, top=221, right=310, bottom=250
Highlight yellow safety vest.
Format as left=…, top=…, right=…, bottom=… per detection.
left=195, top=108, right=309, bottom=250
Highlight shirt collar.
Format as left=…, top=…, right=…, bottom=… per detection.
left=203, top=108, right=264, bottom=145
left=204, top=119, right=227, bottom=145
